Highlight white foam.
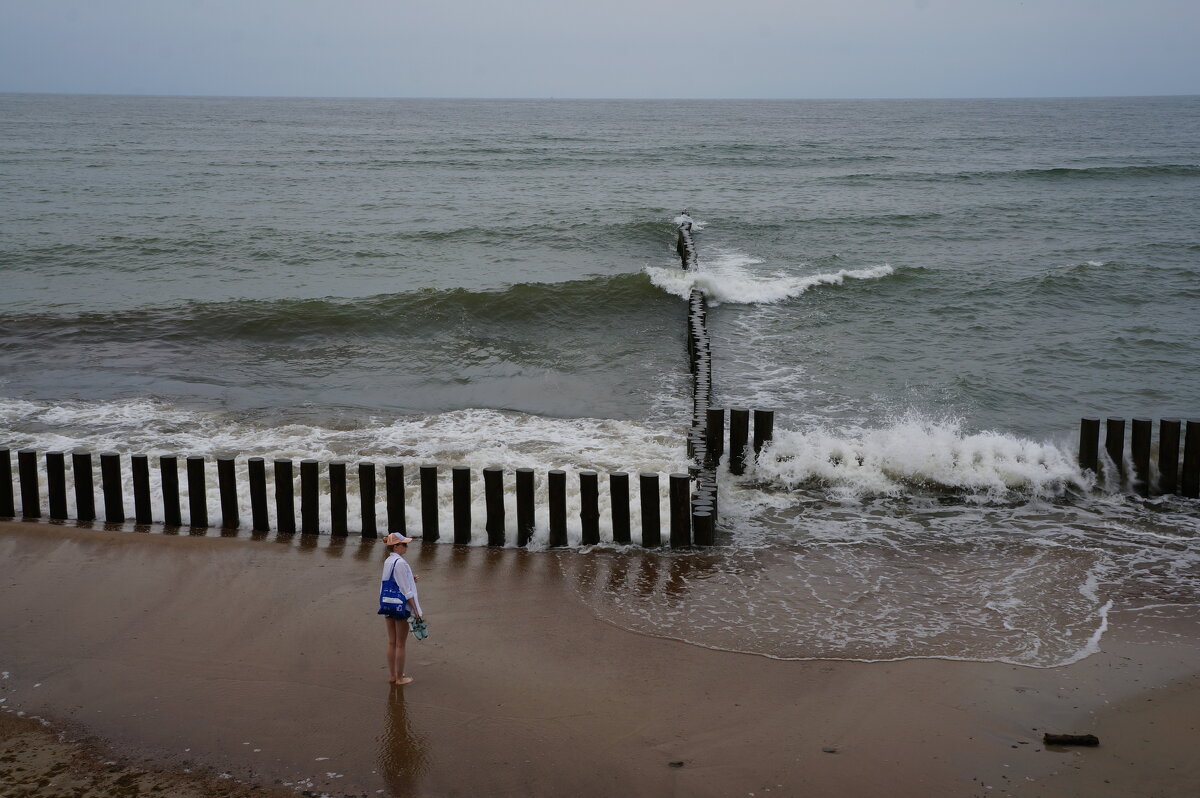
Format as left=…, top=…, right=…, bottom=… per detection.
left=0, top=397, right=689, bottom=543
left=1057, top=600, right=1112, bottom=667
left=562, top=538, right=1124, bottom=668
left=0, top=399, right=683, bottom=471
left=646, top=248, right=895, bottom=305
left=749, top=415, right=1091, bottom=501
left=673, top=214, right=706, bottom=229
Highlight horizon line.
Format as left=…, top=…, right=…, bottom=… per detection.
left=3, top=90, right=1198, bottom=103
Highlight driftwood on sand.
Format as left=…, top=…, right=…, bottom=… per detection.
left=1043, top=733, right=1100, bottom=746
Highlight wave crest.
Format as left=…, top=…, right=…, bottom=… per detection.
left=646, top=250, right=895, bottom=305
left=751, top=416, right=1089, bottom=501
left=0, top=273, right=669, bottom=342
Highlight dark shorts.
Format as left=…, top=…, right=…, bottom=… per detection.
left=379, top=608, right=411, bottom=621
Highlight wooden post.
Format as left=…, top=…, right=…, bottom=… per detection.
left=452, top=466, right=471, bottom=544
left=18, top=449, right=39, bottom=518
left=248, top=457, right=269, bottom=531
left=548, top=469, right=567, bottom=547
left=329, top=461, right=348, bottom=536
left=484, top=466, right=505, bottom=546
left=639, top=472, right=660, bottom=547
left=0, top=448, right=13, bottom=516
left=359, top=462, right=377, bottom=538
left=300, top=458, right=319, bottom=534
left=1182, top=419, right=1200, bottom=499
left=46, top=451, right=68, bottom=520
left=692, top=509, right=714, bottom=546
left=1130, top=418, right=1152, bottom=497
left=1105, top=417, right=1125, bottom=480
left=274, top=459, right=295, bottom=534
left=580, top=471, right=600, bottom=545
left=159, top=455, right=179, bottom=527
left=516, top=467, right=535, bottom=547
left=705, top=408, right=724, bottom=470
left=0, top=449, right=13, bottom=518
left=669, top=473, right=691, bottom=547
left=700, top=475, right=719, bottom=522
left=131, top=454, right=152, bottom=525
left=187, top=455, right=208, bottom=528
left=420, top=465, right=439, bottom=542
left=384, top=463, right=404, bottom=536
left=217, top=457, right=239, bottom=530
left=729, top=408, right=750, bottom=475
left=1158, top=419, right=1181, bottom=495
left=691, top=428, right=706, bottom=466
left=693, top=498, right=714, bottom=534
left=753, top=409, right=775, bottom=456
left=100, top=452, right=124, bottom=523
left=610, top=472, right=631, bottom=544
left=1078, top=417, right=1100, bottom=474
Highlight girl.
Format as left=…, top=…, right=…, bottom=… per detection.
left=379, top=532, right=423, bottom=685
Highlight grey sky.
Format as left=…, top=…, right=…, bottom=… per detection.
left=2, top=0, right=1196, bottom=98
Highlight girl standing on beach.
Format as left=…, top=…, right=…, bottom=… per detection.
left=379, top=532, right=423, bottom=686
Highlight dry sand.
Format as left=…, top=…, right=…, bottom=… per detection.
left=1, top=519, right=1197, bottom=797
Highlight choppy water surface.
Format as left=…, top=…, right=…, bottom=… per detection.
left=2, top=94, right=1199, bottom=667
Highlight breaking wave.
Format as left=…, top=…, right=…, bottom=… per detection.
left=645, top=248, right=895, bottom=305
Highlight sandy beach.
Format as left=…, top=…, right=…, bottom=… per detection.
left=1, top=519, right=1197, bottom=797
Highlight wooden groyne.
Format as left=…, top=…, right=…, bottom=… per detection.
left=676, top=217, right=698, bottom=271
left=1078, top=417, right=1200, bottom=497
left=0, top=411, right=773, bottom=545
left=676, top=217, right=774, bottom=544
left=0, top=218, right=790, bottom=547
left=678, top=217, right=716, bottom=544
left=681, top=214, right=772, bottom=544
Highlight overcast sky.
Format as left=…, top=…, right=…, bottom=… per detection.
left=1, top=0, right=1196, bottom=99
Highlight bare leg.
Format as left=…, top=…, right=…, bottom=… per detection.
left=394, top=618, right=412, bottom=685
left=385, top=617, right=401, bottom=683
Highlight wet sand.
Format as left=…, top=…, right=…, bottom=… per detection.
left=1, top=519, right=1197, bottom=797
left=0, top=709, right=295, bottom=798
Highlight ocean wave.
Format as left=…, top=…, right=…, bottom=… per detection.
left=0, top=398, right=689, bottom=544
left=673, top=214, right=707, bottom=230
left=0, top=217, right=689, bottom=274
left=385, top=217, right=677, bottom=246
left=830, top=162, right=1200, bottom=185
left=1012, top=164, right=1200, bottom=180
left=645, top=249, right=895, bottom=305
left=1023, top=260, right=1199, bottom=305
left=0, top=273, right=670, bottom=342
left=0, top=398, right=684, bottom=473
left=748, top=415, right=1090, bottom=501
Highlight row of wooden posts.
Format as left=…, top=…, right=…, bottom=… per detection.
left=678, top=218, right=719, bottom=538
left=0, top=403, right=772, bottom=547
left=677, top=220, right=776, bottom=476
left=0, top=222, right=791, bottom=547
left=0, top=449, right=696, bottom=546
left=1079, top=417, right=1200, bottom=497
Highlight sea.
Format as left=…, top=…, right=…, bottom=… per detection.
left=2, top=93, right=1198, bottom=669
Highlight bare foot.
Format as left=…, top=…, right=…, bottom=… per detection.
left=394, top=676, right=414, bottom=686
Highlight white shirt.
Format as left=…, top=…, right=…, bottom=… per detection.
left=382, top=552, right=422, bottom=616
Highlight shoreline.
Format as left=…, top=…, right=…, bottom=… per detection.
left=2, top=519, right=1198, bottom=796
